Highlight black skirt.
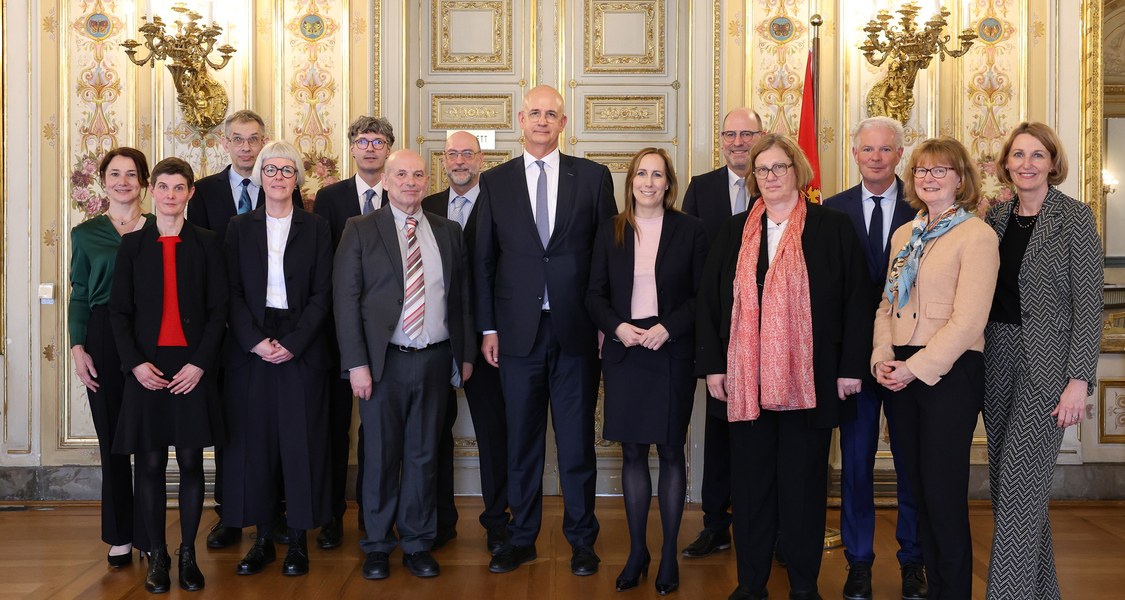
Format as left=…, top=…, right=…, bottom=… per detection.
left=112, top=345, right=223, bottom=454
left=602, top=316, right=695, bottom=445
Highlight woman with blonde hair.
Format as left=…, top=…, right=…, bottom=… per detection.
left=872, top=137, right=999, bottom=599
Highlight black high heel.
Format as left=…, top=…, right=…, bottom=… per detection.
left=655, top=559, right=679, bottom=596
left=615, top=553, right=651, bottom=592
left=107, top=549, right=133, bottom=568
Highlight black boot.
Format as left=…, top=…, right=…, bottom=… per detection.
left=282, top=529, right=309, bottom=576
left=177, top=545, right=205, bottom=591
left=236, top=536, right=276, bottom=575
left=144, top=546, right=171, bottom=594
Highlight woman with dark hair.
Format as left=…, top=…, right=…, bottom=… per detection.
left=697, top=133, right=870, bottom=600
left=586, top=147, right=707, bottom=595
left=872, top=137, right=999, bottom=600
left=70, top=147, right=154, bottom=567
left=111, top=157, right=228, bottom=594
left=223, top=141, right=334, bottom=577
left=983, top=123, right=1102, bottom=599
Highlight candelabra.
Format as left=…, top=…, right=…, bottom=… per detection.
left=1105, top=170, right=1119, bottom=196
left=858, top=3, right=977, bottom=124
left=121, top=4, right=236, bottom=132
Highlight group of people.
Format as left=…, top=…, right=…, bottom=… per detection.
left=69, top=84, right=1102, bottom=600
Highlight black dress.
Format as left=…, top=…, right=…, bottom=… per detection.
left=586, top=211, right=708, bottom=445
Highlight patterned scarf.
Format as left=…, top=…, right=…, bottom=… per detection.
left=884, top=205, right=973, bottom=308
left=726, top=198, right=816, bottom=422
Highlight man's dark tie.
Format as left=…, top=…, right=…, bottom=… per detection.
left=238, top=178, right=252, bottom=214
left=868, top=195, right=885, bottom=277
left=362, top=188, right=376, bottom=215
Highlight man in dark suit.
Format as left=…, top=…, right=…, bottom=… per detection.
left=474, top=85, right=617, bottom=576
left=334, top=149, right=476, bottom=581
left=422, top=131, right=511, bottom=554
left=312, top=115, right=396, bottom=550
left=822, top=116, right=926, bottom=600
left=679, top=107, right=763, bottom=559
left=191, top=109, right=301, bottom=550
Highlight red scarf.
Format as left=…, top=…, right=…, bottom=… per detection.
left=726, top=199, right=816, bottom=421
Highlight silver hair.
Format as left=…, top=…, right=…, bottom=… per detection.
left=251, top=140, right=305, bottom=186
left=852, top=116, right=905, bottom=150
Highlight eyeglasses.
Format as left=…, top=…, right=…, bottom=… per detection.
left=444, top=150, right=480, bottom=160
left=352, top=138, right=388, bottom=150
left=752, top=163, right=794, bottom=178
left=912, top=166, right=954, bottom=179
left=525, top=109, right=561, bottom=123
left=721, top=130, right=762, bottom=142
left=262, top=164, right=297, bottom=178
left=227, top=135, right=263, bottom=148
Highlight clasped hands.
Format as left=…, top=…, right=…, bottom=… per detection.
left=614, top=322, right=670, bottom=351
left=131, top=361, right=203, bottom=394
left=253, top=338, right=294, bottom=364
left=875, top=360, right=916, bottom=392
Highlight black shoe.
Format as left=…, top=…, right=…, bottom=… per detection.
left=656, top=581, right=680, bottom=596
left=682, top=529, right=731, bottom=558
left=901, top=563, right=928, bottom=600
left=177, top=545, right=205, bottom=592
left=144, top=546, right=171, bottom=594
left=728, top=586, right=768, bottom=600
left=488, top=544, right=537, bottom=573
left=362, top=551, right=390, bottom=580
left=433, top=527, right=458, bottom=550
left=107, top=548, right=133, bottom=568
left=571, top=545, right=600, bottom=576
left=615, top=552, right=650, bottom=591
left=843, top=562, right=873, bottom=600
left=403, top=550, right=440, bottom=578
left=272, top=514, right=291, bottom=545
left=317, top=517, right=343, bottom=550
left=205, top=521, right=241, bottom=549
left=235, top=538, right=276, bottom=576
left=281, top=543, right=309, bottom=576
left=486, top=525, right=510, bottom=555
left=655, top=558, right=678, bottom=596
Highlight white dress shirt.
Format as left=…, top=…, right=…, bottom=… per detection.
left=860, top=180, right=898, bottom=248
left=265, top=211, right=292, bottom=309
left=446, top=185, right=480, bottom=229
left=523, top=148, right=561, bottom=234
left=356, top=176, right=384, bottom=214
left=766, top=218, right=788, bottom=264
left=387, top=205, right=448, bottom=348
left=727, top=167, right=748, bottom=214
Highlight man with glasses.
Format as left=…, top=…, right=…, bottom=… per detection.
left=680, top=107, right=763, bottom=559
left=421, top=131, right=511, bottom=555
left=312, top=115, right=396, bottom=550
left=474, top=85, right=617, bottom=576
left=823, top=116, right=925, bottom=600
left=189, top=109, right=303, bottom=551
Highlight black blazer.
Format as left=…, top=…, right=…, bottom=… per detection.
left=333, top=207, right=476, bottom=381
left=187, top=165, right=305, bottom=241
left=586, top=211, right=708, bottom=362
left=683, top=166, right=756, bottom=245
left=223, top=205, right=334, bottom=370
left=695, top=203, right=871, bottom=428
left=474, top=153, right=618, bottom=357
left=822, top=177, right=914, bottom=294
left=109, top=221, right=229, bottom=373
left=313, top=175, right=389, bottom=251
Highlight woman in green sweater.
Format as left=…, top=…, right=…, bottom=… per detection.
left=69, top=147, right=154, bottom=567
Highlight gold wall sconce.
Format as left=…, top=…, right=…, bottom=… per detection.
left=859, top=2, right=977, bottom=124
left=1105, top=170, right=1119, bottom=197
left=121, top=3, right=235, bottom=133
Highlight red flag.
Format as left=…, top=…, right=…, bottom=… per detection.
left=797, top=50, right=821, bottom=203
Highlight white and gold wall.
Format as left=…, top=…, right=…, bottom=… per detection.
left=3, top=1, right=1121, bottom=498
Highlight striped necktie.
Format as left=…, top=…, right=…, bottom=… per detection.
left=362, top=188, right=376, bottom=215
left=402, top=216, right=425, bottom=339
left=238, top=179, right=252, bottom=214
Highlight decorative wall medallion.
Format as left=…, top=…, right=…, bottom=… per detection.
left=585, top=0, right=665, bottom=73
left=432, top=0, right=512, bottom=72
left=85, top=13, right=112, bottom=40
left=1099, top=378, right=1125, bottom=444
left=431, top=93, right=513, bottom=130
left=584, top=95, right=666, bottom=131
left=299, top=14, right=327, bottom=41
left=285, top=1, right=342, bottom=204
left=977, top=17, right=1004, bottom=44
left=768, top=16, right=794, bottom=43
left=583, top=151, right=635, bottom=173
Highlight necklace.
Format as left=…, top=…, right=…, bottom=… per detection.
left=114, top=212, right=142, bottom=227
left=1012, top=198, right=1038, bottom=230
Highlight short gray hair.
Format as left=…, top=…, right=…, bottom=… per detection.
left=347, top=116, right=395, bottom=146
left=223, top=109, right=266, bottom=137
left=251, top=140, right=305, bottom=186
left=852, top=116, right=904, bottom=150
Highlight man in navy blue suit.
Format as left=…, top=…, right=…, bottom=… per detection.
left=823, top=116, right=927, bottom=600
left=474, top=85, right=617, bottom=576
left=680, top=107, right=762, bottom=559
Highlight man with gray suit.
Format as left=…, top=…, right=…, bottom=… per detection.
left=333, top=150, right=476, bottom=581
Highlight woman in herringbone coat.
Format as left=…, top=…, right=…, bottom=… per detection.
left=983, top=122, right=1103, bottom=600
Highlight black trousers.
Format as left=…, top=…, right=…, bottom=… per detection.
left=85, top=305, right=147, bottom=550
left=501, top=313, right=600, bottom=548
left=700, top=401, right=733, bottom=533
left=890, top=347, right=983, bottom=600
left=436, top=356, right=510, bottom=534
left=729, top=412, right=831, bottom=596
left=327, top=372, right=354, bottom=519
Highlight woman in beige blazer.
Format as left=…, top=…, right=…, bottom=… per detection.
left=871, top=137, right=999, bottom=600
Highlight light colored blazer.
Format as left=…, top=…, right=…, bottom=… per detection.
left=871, top=214, right=999, bottom=385
left=985, top=187, right=1103, bottom=395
